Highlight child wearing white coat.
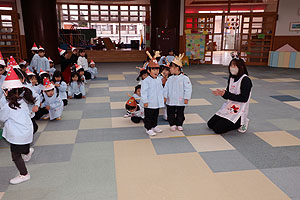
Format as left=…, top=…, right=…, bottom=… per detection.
left=141, top=52, right=164, bottom=136
left=164, top=54, right=192, bottom=131
left=68, top=72, right=86, bottom=99
left=0, top=68, right=36, bottom=185
left=88, top=60, right=98, bottom=79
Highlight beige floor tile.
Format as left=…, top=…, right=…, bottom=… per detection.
left=187, top=135, right=235, bottom=152
left=88, top=83, right=109, bottom=88
left=185, top=113, right=206, bottom=124
left=197, top=80, right=218, bottom=85
left=188, top=98, right=212, bottom=106
left=0, top=192, right=4, bottom=200
left=250, top=98, right=258, bottom=104
left=215, top=170, right=290, bottom=200
left=211, top=72, right=227, bottom=75
left=285, top=101, right=300, bottom=109
left=85, top=96, right=110, bottom=103
left=123, top=72, right=138, bottom=75
left=111, top=117, right=144, bottom=128
left=35, top=130, right=78, bottom=146
left=150, top=125, right=185, bottom=139
left=109, top=86, right=134, bottom=92
left=108, top=74, right=125, bottom=80
left=79, top=118, right=112, bottom=130
left=209, top=87, right=225, bottom=91
left=189, top=75, right=205, bottom=79
left=61, top=111, right=83, bottom=120
left=262, top=78, right=300, bottom=83
left=278, top=89, right=300, bottom=96
left=36, top=120, right=48, bottom=132
left=248, top=76, right=258, bottom=80
left=254, top=131, right=300, bottom=147
left=110, top=102, right=126, bottom=109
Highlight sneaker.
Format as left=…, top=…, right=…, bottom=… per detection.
left=152, top=126, right=162, bottom=133
left=170, top=125, right=177, bottom=131
left=22, top=148, right=34, bottom=162
left=123, top=114, right=130, bottom=118
left=238, top=119, right=249, bottom=133
left=146, top=129, right=156, bottom=136
left=177, top=126, right=184, bottom=131
left=42, top=114, right=49, bottom=120
left=55, top=117, right=61, bottom=120
left=10, top=173, right=30, bottom=185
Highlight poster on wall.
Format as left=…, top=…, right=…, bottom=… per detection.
left=185, top=33, right=205, bottom=60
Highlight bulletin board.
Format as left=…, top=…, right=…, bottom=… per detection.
left=185, top=34, right=205, bottom=60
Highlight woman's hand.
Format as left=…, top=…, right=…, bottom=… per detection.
left=212, top=89, right=225, bottom=96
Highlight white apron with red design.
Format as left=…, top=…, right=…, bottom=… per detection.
left=216, top=74, right=251, bottom=125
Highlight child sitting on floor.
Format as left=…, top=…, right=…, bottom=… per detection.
left=52, top=71, right=68, bottom=106
left=68, top=72, right=86, bottom=99
left=75, top=64, right=87, bottom=83
left=88, top=60, right=98, bottom=79
left=124, top=97, right=144, bottom=123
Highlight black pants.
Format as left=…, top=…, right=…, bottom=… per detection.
left=31, top=118, right=38, bottom=134
left=74, top=93, right=83, bottom=99
left=167, top=105, right=185, bottom=126
left=144, top=108, right=159, bottom=131
left=10, top=144, right=30, bottom=176
left=63, top=99, right=68, bottom=106
left=207, top=114, right=241, bottom=134
left=33, top=107, right=49, bottom=120
left=131, top=116, right=143, bottom=123
left=84, top=71, right=91, bottom=80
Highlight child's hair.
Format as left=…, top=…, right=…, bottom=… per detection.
left=136, top=69, right=148, bottom=81
left=39, top=73, right=50, bottom=84
left=5, top=87, right=36, bottom=110
left=70, top=72, right=82, bottom=84
left=52, top=70, right=64, bottom=83
left=14, top=68, right=30, bottom=84
left=125, top=103, right=137, bottom=111
left=171, top=62, right=182, bottom=72
left=77, top=68, right=84, bottom=73
left=134, top=85, right=141, bottom=93
left=32, top=50, right=38, bottom=54
left=228, top=58, right=248, bottom=77
left=28, top=74, right=38, bottom=84
left=168, top=49, right=175, bottom=55
left=38, top=49, right=45, bottom=53
left=79, top=49, right=88, bottom=59
left=19, top=64, right=26, bottom=69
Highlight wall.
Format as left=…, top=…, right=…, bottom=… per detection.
left=273, top=0, right=300, bottom=51
left=16, top=0, right=27, bottom=59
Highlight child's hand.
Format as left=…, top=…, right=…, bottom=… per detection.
left=184, top=99, right=189, bottom=104
left=82, top=96, right=86, bottom=98
left=144, top=103, right=148, bottom=108
left=45, top=105, right=50, bottom=110
left=32, top=105, right=39, bottom=112
left=164, top=98, right=167, bottom=103
left=68, top=96, right=72, bottom=99
left=55, top=83, right=60, bottom=87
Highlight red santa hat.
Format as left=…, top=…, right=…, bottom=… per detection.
left=70, top=45, right=76, bottom=52
left=126, top=97, right=137, bottom=108
left=48, top=57, right=53, bottom=63
left=90, top=60, right=95, bottom=65
left=19, top=58, right=26, bottom=65
left=38, top=45, right=45, bottom=51
left=58, top=47, right=66, bottom=56
left=0, top=51, right=5, bottom=66
left=9, top=56, right=20, bottom=69
left=43, top=77, right=54, bottom=91
left=39, top=69, right=48, bottom=76
left=31, top=42, right=39, bottom=51
left=75, top=64, right=82, bottom=71
left=1, top=67, right=23, bottom=90
left=26, top=67, right=35, bottom=76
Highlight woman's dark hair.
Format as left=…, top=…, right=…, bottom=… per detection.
left=134, top=85, right=141, bottom=93
left=70, top=72, right=82, bottom=84
left=52, top=70, right=64, bottom=83
left=125, top=104, right=136, bottom=111
left=79, top=49, right=88, bottom=59
left=5, top=87, right=36, bottom=110
left=228, top=58, right=248, bottom=78
left=14, top=68, right=30, bottom=84
left=136, top=69, right=148, bottom=81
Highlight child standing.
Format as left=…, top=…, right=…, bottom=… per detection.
left=88, top=60, right=98, bottom=79
left=77, top=49, right=91, bottom=79
left=68, top=72, right=86, bottom=99
left=52, top=71, right=68, bottom=106
left=141, top=52, right=164, bottom=136
left=136, top=68, right=148, bottom=85
left=48, top=57, right=56, bottom=79
left=35, top=46, right=50, bottom=73
left=164, top=54, right=192, bottom=131
left=0, top=68, right=35, bottom=184
left=29, top=43, right=39, bottom=72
